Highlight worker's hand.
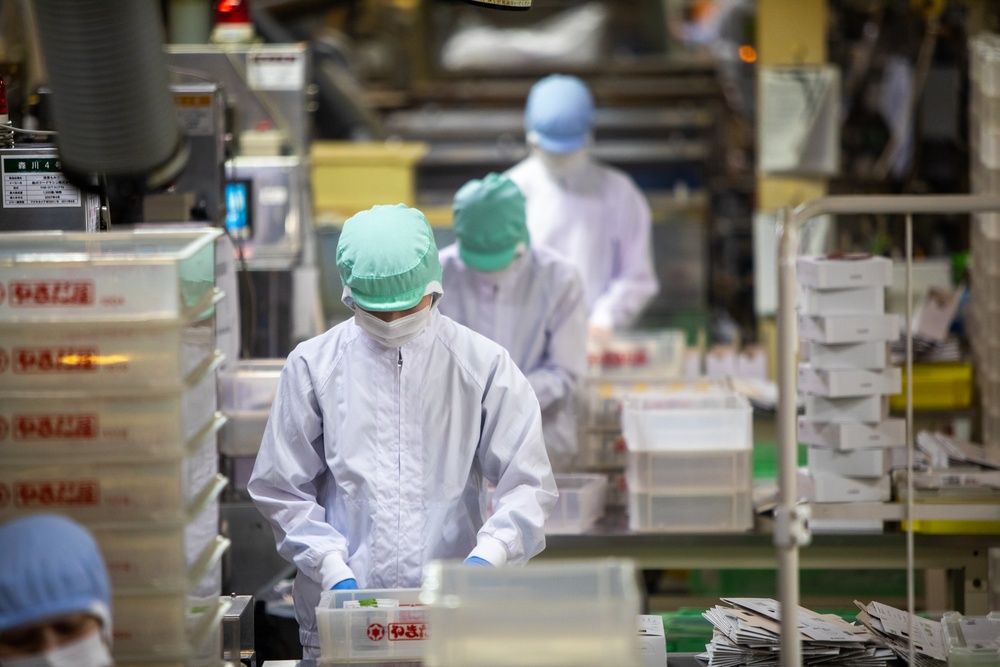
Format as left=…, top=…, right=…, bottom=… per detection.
left=588, top=325, right=613, bottom=345
left=331, top=578, right=358, bottom=590
left=464, top=556, right=492, bottom=567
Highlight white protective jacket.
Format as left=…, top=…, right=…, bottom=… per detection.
left=438, top=245, right=587, bottom=470
left=506, top=153, right=660, bottom=330
left=248, top=310, right=557, bottom=653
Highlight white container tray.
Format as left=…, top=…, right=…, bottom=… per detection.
left=588, top=329, right=686, bottom=379
left=808, top=446, right=891, bottom=479
left=421, top=560, right=641, bottom=667
left=219, top=359, right=284, bottom=456
left=797, top=418, right=906, bottom=450
left=804, top=395, right=886, bottom=423
left=0, top=433, right=226, bottom=523
left=803, top=341, right=889, bottom=370
left=807, top=472, right=891, bottom=503
left=941, top=611, right=1000, bottom=666
left=0, top=318, right=217, bottom=390
left=0, top=356, right=221, bottom=457
left=317, top=588, right=428, bottom=664
left=796, top=255, right=893, bottom=289
left=627, top=488, right=753, bottom=533
left=798, top=364, right=902, bottom=398
left=582, top=377, right=732, bottom=429
left=622, top=391, right=751, bottom=452
left=577, top=429, right=627, bottom=469
left=627, top=449, right=751, bottom=493
left=800, top=286, right=885, bottom=315
left=547, top=474, right=607, bottom=534
left=113, top=593, right=230, bottom=662
left=0, top=229, right=221, bottom=322
left=799, top=313, right=899, bottom=344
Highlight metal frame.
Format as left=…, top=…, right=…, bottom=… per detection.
left=776, top=194, right=1000, bottom=667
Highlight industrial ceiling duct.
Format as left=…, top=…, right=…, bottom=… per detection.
left=31, top=0, right=188, bottom=190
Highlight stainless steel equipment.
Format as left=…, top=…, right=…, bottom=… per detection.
left=223, top=594, right=256, bottom=667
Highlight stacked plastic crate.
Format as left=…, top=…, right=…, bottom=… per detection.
left=0, top=229, right=229, bottom=667
left=970, top=35, right=1000, bottom=447
left=796, top=255, right=903, bottom=532
left=622, top=389, right=753, bottom=533
left=577, top=331, right=687, bottom=508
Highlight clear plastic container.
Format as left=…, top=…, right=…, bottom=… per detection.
left=219, top=359, right=284, bottom=456
left=626, top=449, right=751, bottom=493
left=622, top=391, right=751, bottom=452
left=421, top=559, right=641, bottom=667
left=0, top=432, right=226, bottom=523
left=588, top=329, right=686, bottom=379
left=0, top=356, right=221, bottom=457
left=0, top=317, right=217, bottom=390
left=941, top=611, right=1000, bottom=666
left=582, top=376, right=732, bottom=429
left=0, top=229, right=220, bottom=322
left=577, top=429, right=627, bottom=468
left=627, top=488, right=753, bottom=533
left=547, top=474, right=607, bottom=534
left=317, top=588, right=428, bottom=664
left=113, top=594, right=230, bottom=662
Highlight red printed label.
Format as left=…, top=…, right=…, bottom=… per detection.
left=367, top=624, right=386, bottom=642
left=0, top=484, right=9, bottom=507
left=14, top=480, right=100, bottom=507
left=388, top=623, right=429, bottom=641
left=14, top=414, right=98, bottom=441
left=13, top=348, right=99, bottom=373
left=9, top=280, right=94, bottom=307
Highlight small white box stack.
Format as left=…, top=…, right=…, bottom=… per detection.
left=0, top=230, right=230, bottom=667
left=797, top=255, right=902, bottom=533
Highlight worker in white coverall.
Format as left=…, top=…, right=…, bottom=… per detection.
left=507, top=74, right=660, bottom=337
left=439, top=173, right=587, bottom=472
left=248, top=204, right=558, bottom=659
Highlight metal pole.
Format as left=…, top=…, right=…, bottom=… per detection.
left=905, top=213, right=916, bottom=666
left=776, top=194, right=1000, bottom=665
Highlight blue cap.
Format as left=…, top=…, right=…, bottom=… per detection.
left=0, top=515, right=112, bottom=635
left=525, top=74, right=594, bottom=154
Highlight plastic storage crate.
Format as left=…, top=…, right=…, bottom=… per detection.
left=622, top=392, right=752, bottom=452
left=421, top=559, right=641, bottom=667
left=317, top=588, right=428, bottom=664
left=547, top=474, right=607, bottom=534
left=626, top=449, right=751, bottom=493
left=0, top=229, right=220, bottom=322
left=627, top=488, right=753, bottom=533
left=0, top=355, right=221, bottom=457
left=941, top=611, right=1000, bottom=666
left=582, top=377, right=731, bottom=429
left=219, top=358, right=284, bottom=456
left=587, top=330, right=686, bottom=379
left=113, top=593, right=230, bottom=662
left=577, top=429, right=628, bottom=468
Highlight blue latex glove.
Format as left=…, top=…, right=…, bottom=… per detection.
left=464, top=556, right=492, bottom=567
left=331, top=578, right=358, bottom=590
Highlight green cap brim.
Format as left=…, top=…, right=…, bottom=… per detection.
left=459, top=243, right=519, bottom=273
left=348, top=283, right=428, bottom=312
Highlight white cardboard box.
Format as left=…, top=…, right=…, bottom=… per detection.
left=799, top=313, right=899, bottom=344
left=809, top=518, right=884, bottom=533
left=798, top=365, right=902, bottom=397
left=805, top=395, right=887, bottom=423
left=800, top=286, right=885, bottom=315
left=797, top=255, right=893, bottom=289
left=809, top=473, right=891, bottom=502
left=637, top=615, right=667, bottom=667
left=808, top=446, right=891, bottom=478
left=804, top=341, right=890, bottom=370
left=797, top=418, right=907, bottom=450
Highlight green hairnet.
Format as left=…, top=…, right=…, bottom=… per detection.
left=452, top=173, right=530, bottom=272
left=337, top=204, right=443, bottom=311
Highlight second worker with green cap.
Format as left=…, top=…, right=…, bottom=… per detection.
left=248, top=203, right=558, bottom=660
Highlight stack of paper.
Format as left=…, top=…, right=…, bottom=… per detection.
left=854, top=600, right=946, bottom=667
left=698, top=598, right=894, bottom=666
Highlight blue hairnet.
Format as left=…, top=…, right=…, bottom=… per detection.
left=525, top=74, right=594, bottom=154
left=0, top=515, right=112, bottom=637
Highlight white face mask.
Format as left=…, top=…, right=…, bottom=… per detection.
left=353, top=301, right=436, bottom=348
left=0, top=631, right=113, bottom=667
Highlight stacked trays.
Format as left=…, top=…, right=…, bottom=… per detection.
left=970, top=35, right=1000, bottom=447
left=0, top=230, right=230, bottom=667
left=578, top=329, right=687, bottom=508
left=621, top=390, right=753, bottom=533
left=796, top=255, right=902, bottom=533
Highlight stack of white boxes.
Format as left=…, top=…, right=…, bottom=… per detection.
left=969, top=35, right=1000, bottom=447
left=796, top=255, right=904, bottom=533
left=0, top=229, right=229, bottom=667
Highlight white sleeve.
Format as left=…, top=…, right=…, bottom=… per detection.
left=525, top=265, right=588, bottom=410
left=247, top=354, right=355, bottom=589
left=589, top=182, right=659, bottom=329
left=469, top=352, right=559, bottom=566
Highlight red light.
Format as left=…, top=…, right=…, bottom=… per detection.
left=215, top=0, right=251, bottom=24
left=0, top=78, right=8, bottom=115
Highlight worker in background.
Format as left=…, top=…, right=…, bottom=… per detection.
left=0, top=515, right=113, bottom=667
left=248, top=204, right=558, bottom=659
left=507, top=74, right=660, bottom=339
left=439, top=173, right=587, bottom=471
